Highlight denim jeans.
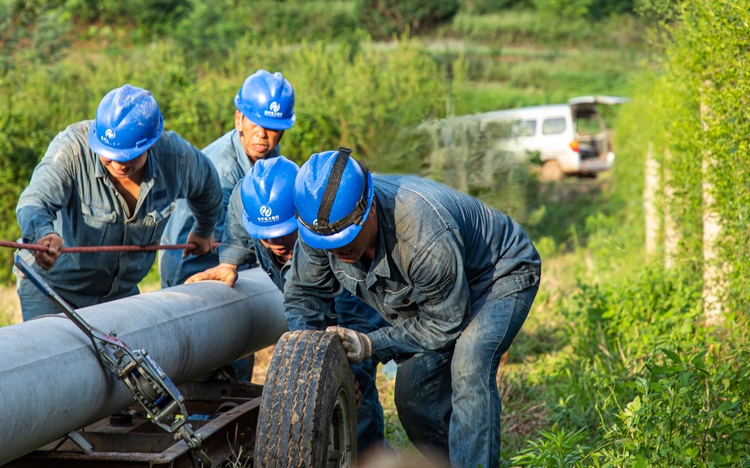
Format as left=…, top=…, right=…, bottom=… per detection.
left=394, top=279, right=539, bottom=468
left=17, top=275, right=66, bottom=321
left=335, top=291, right=390, bottom=454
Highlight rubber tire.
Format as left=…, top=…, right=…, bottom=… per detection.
left=540, top=160, right=564, bottom=182
left=254, top=330, right=357, bottom=468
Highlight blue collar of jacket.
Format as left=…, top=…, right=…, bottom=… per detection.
left=365, top=193, right=393, bottom=286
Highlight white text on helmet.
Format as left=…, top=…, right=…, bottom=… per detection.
left=258, top=205, right=280, bottom=224
left=264, top=102, right=283, bottom=118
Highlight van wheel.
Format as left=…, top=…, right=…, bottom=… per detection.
left=254, top=330, right=357, bottom=467
left=540, top=161, right=564, bottom=182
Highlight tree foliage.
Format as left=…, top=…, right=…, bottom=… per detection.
left=533, top=0, right=636, bottom=20
left=355, top=0, right=460, bottom=39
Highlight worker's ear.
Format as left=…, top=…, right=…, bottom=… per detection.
left=367, top=198, right=377, bottom=226
left=235, top=111, right=243, bottom=135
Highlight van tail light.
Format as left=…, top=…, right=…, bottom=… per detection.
left=569, top=140, right=580, bottom=152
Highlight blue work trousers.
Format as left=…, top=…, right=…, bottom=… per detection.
left=335, top=292, right=389, bottom=455
left=394, top=281, right=539, bottom=468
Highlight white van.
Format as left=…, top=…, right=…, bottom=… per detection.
left=421, top=96, right=628, bottom=181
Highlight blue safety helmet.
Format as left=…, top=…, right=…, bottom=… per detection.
left=88, top=84, right=164, bottom=162
left=234, top=70, right=296, bottom=131
left=294, top=147, right=374, bottom=250
left=241, top=156, right=300, bottom=239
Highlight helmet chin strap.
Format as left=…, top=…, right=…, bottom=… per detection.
left=296, top=147, right=371, bottom=236
left=317, top=146, right=352, bottom=226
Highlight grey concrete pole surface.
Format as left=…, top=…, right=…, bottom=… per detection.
left=0, top=268, right=288, bottom=465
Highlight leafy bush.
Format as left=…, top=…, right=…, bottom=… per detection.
left=532, top=0, right=635, bottom=19
left=449, top=9, right=646, bottom=48
left=169, top=0, right=253, bottom=59
left=5, top=0, right=190, bottom=38
left=0, top=2, right=72, bottom=66
left=172, top=1, right=359, bottom=61
left=600, top=346, right=750, bottom=466
left=0, top=112, right=54, bottom=278
left=511, top=428, right=597, bottom=466
left=403, top=111, right=540, bottom=223
left=533, top=0, right=593, bottom=20
left=587, top=0, right=635, bottom=18
left=461, top=0, right=533, bottom=14
left=355, top=0, right=460, bottom=39
left=513, top=261, right=749, bottom=466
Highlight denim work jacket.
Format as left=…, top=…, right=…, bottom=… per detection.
left=221, top=184, right=384, bottom=333
left=159, top=130, right=279, bottom=286
left=16, top=120, right=222, bottom=307
left=284, top=175, right=542, bottom=363
left=218, top=179, right=287, bottom=288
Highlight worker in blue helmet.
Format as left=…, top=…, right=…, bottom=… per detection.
left=159, top=69, right=296, bottom=289
left=286, top=148, right=542, bottom=468
left=185, top=156, right=392, bottom=457
left=14, top=84, right=223, bottom=321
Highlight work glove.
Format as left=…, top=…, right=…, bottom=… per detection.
left=327, top=326, right=372, bottom=364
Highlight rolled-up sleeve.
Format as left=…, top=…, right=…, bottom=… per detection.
left=368, top=230, right=470, bottom=362
left=16, top=140, right=74, bottom=243
left=283, top=241, right=340, bottom=331
left=218, top=184, right=257, bottom=266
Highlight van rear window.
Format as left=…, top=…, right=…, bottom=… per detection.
left=542, top=118, right=566, bottom=135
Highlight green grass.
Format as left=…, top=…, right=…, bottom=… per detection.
left=446, top=46, right=641, bottom=115
left=446, top=10, right=648, bottom=49
left=0, top=282, right=20, bottom=326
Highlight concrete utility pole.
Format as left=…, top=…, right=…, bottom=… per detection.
left=700, top=80, right=723, bottom=324
left=663, top=147, right=678, bottom=269
left=644, top=142, right=659, bottom=256
left=0, top=268, right=288, bottom=465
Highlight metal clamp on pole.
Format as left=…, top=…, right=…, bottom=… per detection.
left=14, top=255, right=212, bottom=467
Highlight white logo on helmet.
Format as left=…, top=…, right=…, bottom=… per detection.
left=257, top=205, right=279, bottom=224
left=264, top=101, right=283, bottom=118
left=105, top=129, right=116, bottom=140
